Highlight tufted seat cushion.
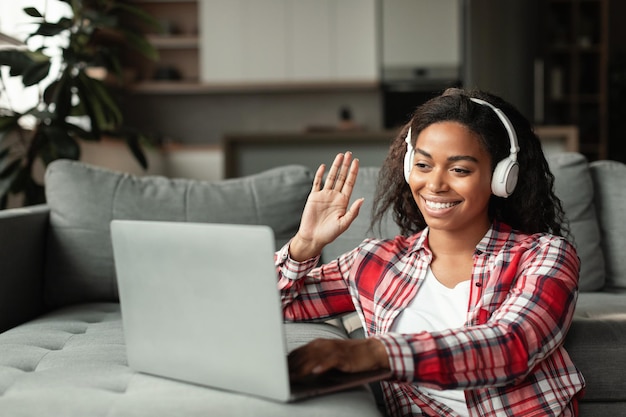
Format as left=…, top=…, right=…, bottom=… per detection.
left=0, top=303, right=382, bottom=417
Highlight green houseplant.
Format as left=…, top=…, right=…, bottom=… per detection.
left=0, top=0, right=159, bottom=208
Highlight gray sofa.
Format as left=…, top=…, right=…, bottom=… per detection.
left=0, top=152, right=625, bottom=416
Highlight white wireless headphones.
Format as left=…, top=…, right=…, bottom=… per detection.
left=403, top=97, right=520, bottom=198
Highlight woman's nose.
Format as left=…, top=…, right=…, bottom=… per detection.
left=427, top=170, right=447, bottom=192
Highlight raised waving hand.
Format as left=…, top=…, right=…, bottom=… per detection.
left=289, top=152, right=364, bottom=262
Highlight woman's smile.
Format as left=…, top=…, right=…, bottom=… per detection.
left=421, top=196, right=461, bottom=211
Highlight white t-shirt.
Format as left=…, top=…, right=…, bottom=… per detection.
left=391, top=267, right=471, bottom=417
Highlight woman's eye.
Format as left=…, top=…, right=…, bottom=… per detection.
left=452, top=167, right=470, bottom=174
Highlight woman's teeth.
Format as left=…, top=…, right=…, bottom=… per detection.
left=425, top=200, right=458, bottom=210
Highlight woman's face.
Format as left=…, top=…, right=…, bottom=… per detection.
left=407, top=121, right=493, bottom=236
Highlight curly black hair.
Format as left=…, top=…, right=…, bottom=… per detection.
left=371, top=88, right=568, bottom=237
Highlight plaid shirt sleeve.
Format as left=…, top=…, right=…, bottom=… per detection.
left=275, top=240, right=357, bottom=321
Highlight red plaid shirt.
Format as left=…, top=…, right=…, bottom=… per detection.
left=276, top=221, right=585, bottom=417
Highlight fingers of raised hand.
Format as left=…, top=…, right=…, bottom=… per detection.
left=310, top=153, right=347, bottom=192
left=321, top=152, right=358, bottom=194
left=311, top=163, right=326, bottom=191
left=341, top=157, right=359, bottom=197
left=326, top=152, right=351, bottom=190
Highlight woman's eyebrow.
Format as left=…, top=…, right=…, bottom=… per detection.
left=448, top=155, right=479, bottom=163
left=416, top=148, right=479, bottom=163
left=416, top=148, right=432, bottom=158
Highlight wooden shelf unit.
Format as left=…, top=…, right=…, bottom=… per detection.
left=129, top=80, right=380, bottom=95
left=541, top=0, right=609, bottom=160
left=129, top=0, right=200, bottom=84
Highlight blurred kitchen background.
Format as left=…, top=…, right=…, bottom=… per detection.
left=2, top=0, right=624, bottom=180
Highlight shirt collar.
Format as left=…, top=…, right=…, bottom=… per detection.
left=406, top=227, right=429, bottom=255
left=475, top=221, right=513, bottom=255
left=407, top=221, right=513, bottom=256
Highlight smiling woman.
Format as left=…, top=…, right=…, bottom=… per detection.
left=276, top=88, right=585, bottom=416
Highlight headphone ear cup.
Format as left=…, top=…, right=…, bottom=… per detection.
left=491, top=157, right=519, bottom=198
left=404, top=146, right=414, bottom=183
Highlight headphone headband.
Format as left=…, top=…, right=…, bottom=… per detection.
left=469, top=98, right=520, bottom=159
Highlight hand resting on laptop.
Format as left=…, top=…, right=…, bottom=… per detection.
left=288, top=337, right=390, bottom=381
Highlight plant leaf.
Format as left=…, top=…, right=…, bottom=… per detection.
left=0, top=115, right=20, bottom=133
left=0, top=158, right=21, bottom=179
left=88, top=76, right=123, bottom=125
left=84, top=9, right=118, bottom=29
left=23, top=7, right=43, bottom=18
left=65, top=121, right=93, bottom=141
left=47, top=71, right=73, bottom=120
left=22, top=176, right=45, bottom=206
left=115, top=2, right=163, bottom=35
left=77, top=71, right=123, bottom=129
left=0, top=151, right=23, bottom=207
left=125, top=132, right=148, bottom=170
left=8, top=164, right=29, bottom=194
left=38, top=124, right=81, bottom=165
left=0, top=50, right=36, bottom=76
left=21, top=59, right=52, bottom=86
left=53, top=17, right=73, bottom=31
left=0, top=146, right=11, bottom=162
left=24, top=107, right=54, bottom=123
left=33, top=22, right=68, bottom=37
left=0, top=175, right=18, bottom=205
left=73, top=73, right=103, bottom=139
left=42, top=79, right=60, bottom=105
left=121, top=29, right=159, bottom=61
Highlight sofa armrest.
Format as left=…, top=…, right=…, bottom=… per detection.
left=0, top=205, right=49, bottom=332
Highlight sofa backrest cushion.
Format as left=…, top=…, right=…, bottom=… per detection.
left=43, top=160, right=313, bottom=308
left=589, top=160, right=626, bottom=289
left=547, top=152, right=605, bottom=291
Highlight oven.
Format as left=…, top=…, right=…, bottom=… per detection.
left=382, top=66, right=461, bottom=129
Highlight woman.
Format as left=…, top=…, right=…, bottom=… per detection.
left=275, top=88, right=585, bottom=416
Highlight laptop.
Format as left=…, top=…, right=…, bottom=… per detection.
left=110, top=220, right=391, bottom=402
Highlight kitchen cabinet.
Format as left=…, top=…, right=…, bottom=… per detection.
left=199, top=0, right=378, bottom=84
left=200, top=0, right=287, bottom=82
left=334, top=0, right=379, bottom=81
left=381, top=0, right=460, bottom=70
